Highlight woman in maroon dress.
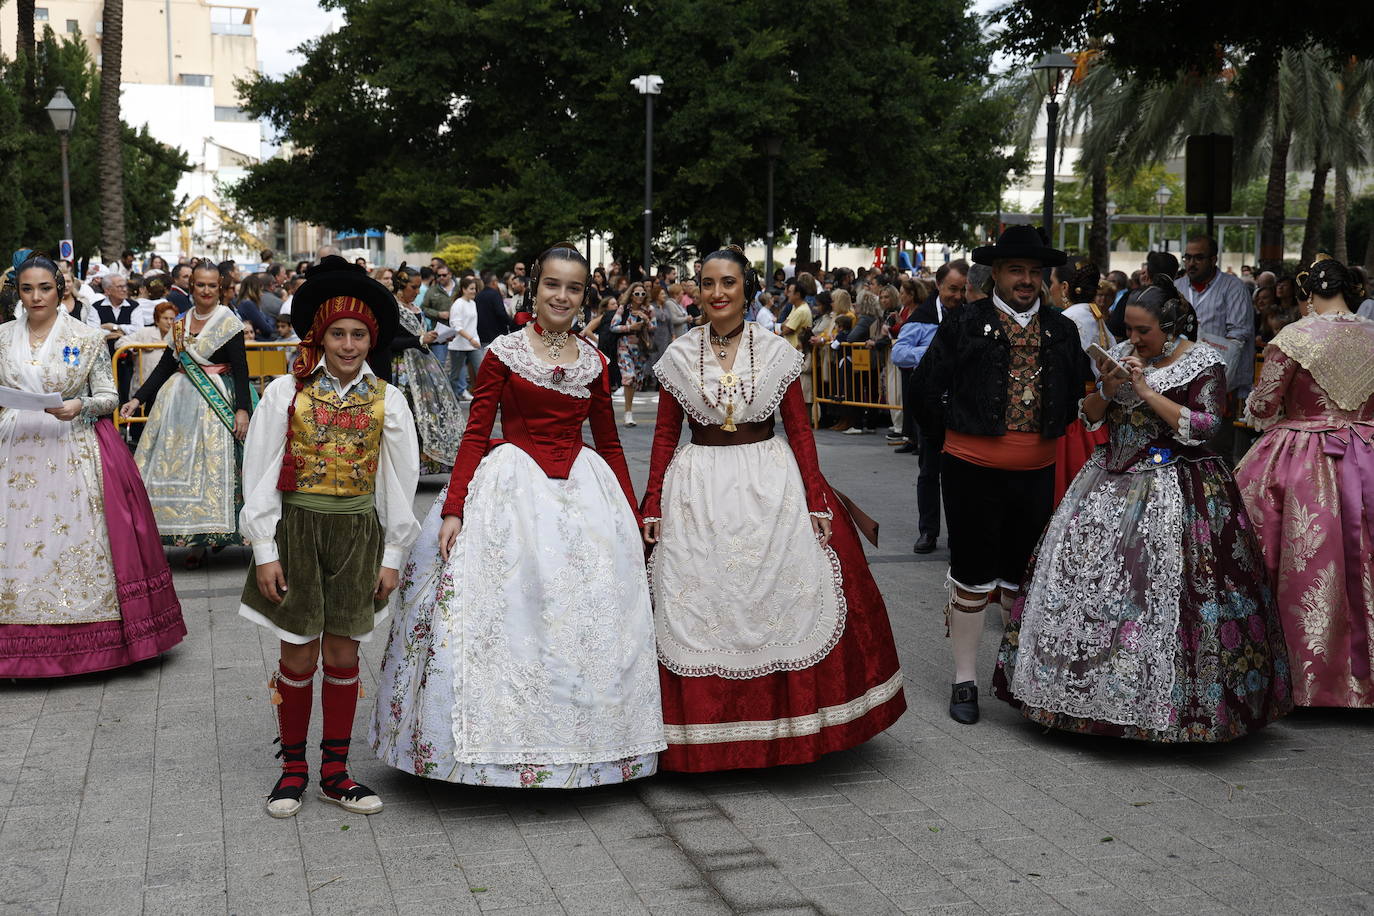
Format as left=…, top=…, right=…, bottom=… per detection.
left=643, top=246, right=905, bottom=771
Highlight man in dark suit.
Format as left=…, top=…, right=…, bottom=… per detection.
left=912, top=226, right=1093, bottom=726
left=167, top=263, right=193, bottom=314
left=474, top=270, right=514, bottom=347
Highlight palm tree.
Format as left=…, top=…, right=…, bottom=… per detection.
left=99, top=0, right=126, bottom=260
left=1284, top=50, right=1343, bottom=265
left=15, top=0, right=36, bottom=99
left=1327, top=59, right=1374, bottom=264
left=1007, top=52, right=1232, bottom=268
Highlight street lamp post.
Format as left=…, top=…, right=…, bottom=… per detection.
left=45, top=87, right=78, bottom=260
left=764, top=136, right=782, bottom=289
left=630, top=75, right=663, bottom=281
left=1030, top=50, right=1075, bottom=237
left=1154, top=185, right=1173, bottom=252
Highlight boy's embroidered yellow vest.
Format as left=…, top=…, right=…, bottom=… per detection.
left=285, top=376, right=388, bottom=496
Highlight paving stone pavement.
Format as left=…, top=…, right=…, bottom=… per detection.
left=4, top=414, right=1374, bottom=915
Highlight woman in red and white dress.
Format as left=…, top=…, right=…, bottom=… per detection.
left=643, top=247, right=906, bottom=772
left=370, top=244, right=665, bottom=788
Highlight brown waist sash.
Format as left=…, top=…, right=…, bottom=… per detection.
left=688, top=418, right=775, bottom=446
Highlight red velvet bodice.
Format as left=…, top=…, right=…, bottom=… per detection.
left=441, top=342, right=639, bottom=521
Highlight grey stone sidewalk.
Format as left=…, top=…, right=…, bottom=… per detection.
left=4, top=418, right=1374, bottom=915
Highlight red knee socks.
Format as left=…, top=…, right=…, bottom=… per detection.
left=271, top=662, right=315, bottom=786
left=320, top=663, right=361, bottom=789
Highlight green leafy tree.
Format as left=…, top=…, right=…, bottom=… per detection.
left=232, top=0, right=1013, bottom=268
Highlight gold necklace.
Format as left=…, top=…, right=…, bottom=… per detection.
left=534, top=321, right=570, bottom=362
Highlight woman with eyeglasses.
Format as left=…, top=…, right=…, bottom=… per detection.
left=611, top=282, right=655, bottom=426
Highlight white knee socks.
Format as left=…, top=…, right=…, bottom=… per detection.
left=950, top=604, right=986, bottom=685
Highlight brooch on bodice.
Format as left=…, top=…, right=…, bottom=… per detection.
left=62, top=345, right=80, bottom=366
left=1148, top=447, right=1172, bottom=465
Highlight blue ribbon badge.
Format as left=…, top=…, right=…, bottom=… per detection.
left=62, top=345, right=80, bottom=366
left=1148, top=446, right=1172, bottom=466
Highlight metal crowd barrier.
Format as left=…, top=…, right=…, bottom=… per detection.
left=810, top=341, right=901, bottom=424
left=112, top=341, right=297, bottom=430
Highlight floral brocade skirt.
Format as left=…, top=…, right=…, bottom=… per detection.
left=1235, top=422, right=1374, bottom=707
left=994, top=453, right=1293, bottom=742
left=369, top=445, right=665, bottom=787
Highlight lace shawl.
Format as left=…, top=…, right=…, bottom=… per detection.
left=487, top=329, right=602, bottom=399
left=652, top=325, right=803, bottom=426
left=1269, top=314, right=1374, bottom=411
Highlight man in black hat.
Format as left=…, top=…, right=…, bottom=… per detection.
left=236, top=256, right=420, bottom=818
left=912, top=226, right=1093, bottom=725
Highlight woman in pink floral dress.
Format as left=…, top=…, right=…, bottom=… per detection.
left=1236, top=256, right=1374, bottom=707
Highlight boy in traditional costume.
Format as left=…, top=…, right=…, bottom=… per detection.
left=237, top=257, right=420, bottom=817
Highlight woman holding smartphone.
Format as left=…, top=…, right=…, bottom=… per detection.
left=994, top=277, right=1292, bottom=743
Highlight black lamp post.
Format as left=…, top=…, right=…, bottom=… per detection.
left=764, top=136, right=782, bottom=289
left=46, top=87, right=78, bottom=258
left=1154, top=185, right=1173, bottom=252
left=1030, top=50, right=1075, bottom=235
left=631, top=74, right=663, bottom=280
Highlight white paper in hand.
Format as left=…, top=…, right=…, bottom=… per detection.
left=0, top=387, right=64, bottom=411
left=432, top=323, right=458, bottom=344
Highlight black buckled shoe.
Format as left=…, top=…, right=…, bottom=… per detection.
left=949, top=681, right=980, bottom=725
left=267, top=739, right=309, bottom=818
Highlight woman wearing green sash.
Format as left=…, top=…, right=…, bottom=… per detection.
left=121, top=262, right=253, bottom=568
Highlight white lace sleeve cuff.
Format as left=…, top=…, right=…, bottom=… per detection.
left=809, top=510, right=833, bottom=520
left=641, top=516, right=661, bottom=524
left=1078, top=395, right=1105, bottom=432
left=1175, top=406, right=1206, bottom=446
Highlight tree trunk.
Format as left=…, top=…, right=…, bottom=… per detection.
left=1088, top=159, right=1109, bottom=269
left=794, top=225, right=812, bottom=269
left=1299, top=160, right=1329, bottom=266
left=695, top=233, right=721, bottom=258
left=1333, top=168, right=1349, bottom=265
left=16, top=0, right=35, bottom=99
left=1259, top=113, right=1292, bottom=273
left=99, top=0, right=126, bottom=262
left=1363, top=222, right=1374, bottom=272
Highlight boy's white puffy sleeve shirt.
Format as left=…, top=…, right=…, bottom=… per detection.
left=239, top=370, right=422, bottom=568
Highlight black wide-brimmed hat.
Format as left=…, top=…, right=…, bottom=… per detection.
left=289, top=256, right=399, bottom=345
left=289, top=255, right=400, bottom=381
left=971, top=225, right=1067, bottom=268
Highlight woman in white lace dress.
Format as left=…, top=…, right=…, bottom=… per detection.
left=994, top=279, right=1292, bottom=742
left=369, top=244, right=664, bottom=787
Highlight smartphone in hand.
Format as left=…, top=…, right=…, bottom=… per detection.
left=1087, top=342, right=1130, bottom=379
